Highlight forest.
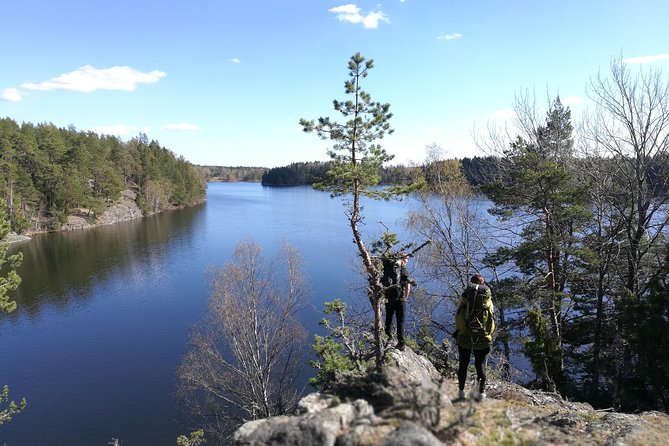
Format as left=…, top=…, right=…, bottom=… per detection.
left=259, top=157, right=502, bottom=188
left=0, top=118, right=206, bottom=234
left=195, top=165, right=267, bottom=183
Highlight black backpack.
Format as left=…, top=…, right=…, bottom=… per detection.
left=381, top=258, right=402, bottom=299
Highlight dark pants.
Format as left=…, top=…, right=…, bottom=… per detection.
left=384, top=299, right=406, bottom=346
left=458, top=346, right=490, bottom=393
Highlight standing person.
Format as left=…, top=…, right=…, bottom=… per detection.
left=382, top=253, right=415, bottom=351
left=454, top=274, right=495, bottom=401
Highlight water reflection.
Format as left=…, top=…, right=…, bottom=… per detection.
left=6, top=205, right=205, bottom=319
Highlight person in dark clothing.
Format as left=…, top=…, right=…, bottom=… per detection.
left=454, top=274, right=495, bottom=401
left=383, top=254, right=414, bottom=351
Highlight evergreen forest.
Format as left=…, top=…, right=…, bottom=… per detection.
left=259, top=157, right=502, bottom=188
left=0, top=118, right=206, bottom=234
left=195, top=165, right=267, bottom=183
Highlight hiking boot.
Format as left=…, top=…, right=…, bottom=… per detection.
left=457, top=390, right=465, bottom=400
left=395, top=343, right=405, bottom=351
left=475, top=392, right=486, bottom=402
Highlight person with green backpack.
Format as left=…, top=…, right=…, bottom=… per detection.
left=454, top=274, right=495, bottom=401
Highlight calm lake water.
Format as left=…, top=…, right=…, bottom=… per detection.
left=0, top=182, right=420, bottom=445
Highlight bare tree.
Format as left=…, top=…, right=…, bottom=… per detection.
left=579, top=55, right=669, bottom=408
left=405, top=145, right=515, bottom=375
left=584, top=55, right=669, bottom=297
left=177, top=240, right=308, bottom=442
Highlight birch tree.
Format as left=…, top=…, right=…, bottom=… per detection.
left=177, top=240, right=308, bottom=441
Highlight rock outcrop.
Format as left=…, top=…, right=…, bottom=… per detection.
left=232, top=348, right=448, bottom=446
left=232, top=346, right=669, bottom=445
left=61, top=189, right=143, bottom=231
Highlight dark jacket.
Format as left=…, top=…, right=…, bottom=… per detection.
left=382, top=261, right=413, bottom=302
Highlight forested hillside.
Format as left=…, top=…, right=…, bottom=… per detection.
left=260, top=161, right=332, bottom=186
left=0, top=118, right=206, bottom=234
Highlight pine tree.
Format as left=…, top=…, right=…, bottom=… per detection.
left=0, top=198, right=25, bottom=424
left=300, top=53, right=418, bottom=367
left=482, top=98, right=591, bottom=391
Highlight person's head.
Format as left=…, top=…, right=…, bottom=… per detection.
left=470, top=274, right=485, bottom=285
left=400, top=253, right=408, bottom=265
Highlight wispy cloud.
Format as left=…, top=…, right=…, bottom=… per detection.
left=89, top=124, right=151, bottom=137
left=21, top=65, right=166, bottom=93
left=438, top=32, right=462, bottom=41
left=623, top=54, right=669, bottom=64
left=0, top=87, right=24, bottom=102
left=329, top=4, right=390, bottom=29
left=162, top=123, right=199, bottom=131
left=489, top=108, right=517, bottom=121
left=229, top=58, right=241, bottom=64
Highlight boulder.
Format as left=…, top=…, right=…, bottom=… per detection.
left=333, top=347, right=450, bottom=426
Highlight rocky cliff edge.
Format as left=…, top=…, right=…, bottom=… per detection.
left=232, top=347, right=669, bottom=446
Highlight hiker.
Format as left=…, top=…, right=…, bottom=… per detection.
left=454, top=274, right=495, bottom=401
left=382, top=253, right=415, bottom=351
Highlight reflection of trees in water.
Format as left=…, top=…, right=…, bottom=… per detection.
left=5, top=206, right=204, bottom=318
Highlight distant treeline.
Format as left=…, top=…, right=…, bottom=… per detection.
left=260, top=161, right=332, bottom=186
left=259, top=157, right=502, bottom=188
left=196, top=165, right=268, bottom=183
left=0, top=118, right=206, bottom=234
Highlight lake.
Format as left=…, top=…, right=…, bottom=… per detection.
left=0, top=182, right=421, bottom=445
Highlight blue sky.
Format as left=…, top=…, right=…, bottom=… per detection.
left=2, top=0, right=668, bottom=167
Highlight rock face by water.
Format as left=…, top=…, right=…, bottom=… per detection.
left=61, top=189, right=143, bottom=231
left=231, top=347, right=669, bottom=446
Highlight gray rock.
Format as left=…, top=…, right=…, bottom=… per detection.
left=334, top=347, right=449, bottom=426
left=232, top=399, right=374, bottom=446
left=231, top=348, right=450, bottom=446
left=336, top=422, right=396, bottom=446
left=6, top=232, right=30, bottom=243
left=379, top=421, right=443, bottom=446
left=296, top=392, right=337, bottom=415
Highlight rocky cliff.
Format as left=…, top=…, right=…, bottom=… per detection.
left=61, top=189, right=143, bottom=231
left=232, top=347, right=669, bottom=445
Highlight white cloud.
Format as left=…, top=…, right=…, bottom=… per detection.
left=489, top=108, right=517, bottom=121
left=329, top=4, right=389, bottom=29
left=161, top=123, right=199, bottom=131
left=21, top=65, right=166, bottom=93
left=438, top=33, right=462, bottom=41
left=623, top=54, right=669, bottom=64
left=229, top=58, right=241, bottom=64
left=0, top=87, right=24, bottom=102
left=89, top=124, right=152, bottom=137
left=330, top=4, right=360, bottom=14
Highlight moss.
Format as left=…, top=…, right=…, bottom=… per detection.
left=482, top=429, right=534, bottom=446
left=578, top=411, right=601, bottom=423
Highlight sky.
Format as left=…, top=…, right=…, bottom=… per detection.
left=2, top=0, right=669, bottom=168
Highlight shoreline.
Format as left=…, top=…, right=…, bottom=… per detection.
left=6, top=189, right=205, bottom=244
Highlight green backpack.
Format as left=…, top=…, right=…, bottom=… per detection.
left=457, top=284, right=495, bottom=345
